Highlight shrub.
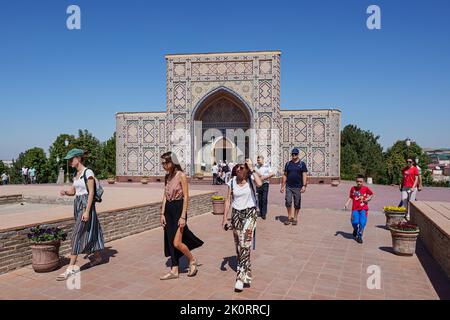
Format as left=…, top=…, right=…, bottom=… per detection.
left=390, top=222, right=419, bottom=232
left=383, top=206, right=407, bottom=213
left=27, top=226, right=67, bottom=243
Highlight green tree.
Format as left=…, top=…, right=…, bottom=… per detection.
left=48, top=134, right=76, bottom=183
left=71, top=129, right=102, bottom=176
left=98, top=133, right=116, bottom=179
left=340, top=125, right=385, bottom=183
left=0, top=161, right=5, bottom=176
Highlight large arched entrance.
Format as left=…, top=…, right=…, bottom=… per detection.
left=192, top=88, right=252, bottom=175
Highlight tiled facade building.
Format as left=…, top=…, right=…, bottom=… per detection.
left=116, top=51, right=341, bottom=183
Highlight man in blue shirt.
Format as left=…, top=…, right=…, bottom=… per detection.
left=280, top=148, right=308, bottom=226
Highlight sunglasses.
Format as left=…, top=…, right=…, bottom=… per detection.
left=236, top=165, right=246, bottom=170
left=291, top=153, right=299, bottom=156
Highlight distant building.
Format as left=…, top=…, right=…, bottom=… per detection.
left=0, top=160, right=13, bottom=168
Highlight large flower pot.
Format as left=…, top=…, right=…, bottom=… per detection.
left=384, top=211, right=406, bottom=228
left=30, top=240, right=61, bottom=272
left=331, top=179, right=340, bottom=187
left=107, top=178, right=115, bottom=184
left=389, top=228, right=420, bottom=256
left=141, top=178, right=149, bottom=184
left=212, top=200, right=225, bottom=215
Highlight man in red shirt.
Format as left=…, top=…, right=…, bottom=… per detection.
left=400, top=158, right=419, bottom=215
left=344, top=175, right=374, bottom=244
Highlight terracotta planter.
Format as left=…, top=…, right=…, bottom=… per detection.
left=331, top=179, right=340, bottom=187
left=107, top=178, right=115, bottom=184
left=384, top=211, right=406, bottom=228
left=389, top=227, right=420, bottom=256
left=30, top=240, right=61, bottom=273
left=212, top=200, right=225, bottom=215
left=141, top=178, right=149, bottom=184
left=195, top=174, right=204, bottom=180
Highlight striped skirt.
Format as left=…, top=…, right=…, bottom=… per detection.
left=71, top=194, right=105, bottom=255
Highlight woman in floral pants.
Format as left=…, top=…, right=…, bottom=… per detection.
left=222, top=159, right=263, bottom=292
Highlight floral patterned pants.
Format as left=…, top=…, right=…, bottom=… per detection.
left=231, top=206, right=257, bottom=284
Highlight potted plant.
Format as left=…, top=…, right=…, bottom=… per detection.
left=389, top=222, right=420, bottom=256
left=195, top=172, right=204, bottom=180
left=28, top=226, right=67, bottom=273
left=211, top=195, right=225, bottom=215
left=383, top=206, right=407, bottom=228
left=107, top=175, right=116, bottom=184
left=331, top=179, right=340, bottom=187
left=141, top=176, right=149, bottom=184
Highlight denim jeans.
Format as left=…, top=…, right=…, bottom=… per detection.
left=256, top=183, right=269, bottom=218
left=351, top=210, right=367, bottom=238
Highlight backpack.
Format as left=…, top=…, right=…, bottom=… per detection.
left=82, top=168, right=104, bottom=203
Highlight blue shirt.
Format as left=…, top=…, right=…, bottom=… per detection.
left=284, top=160, right=308, bottom=188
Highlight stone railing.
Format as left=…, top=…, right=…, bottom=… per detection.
left=0, top=192, right=215, bottom=275
left=411, top=201, right=450, bottom=279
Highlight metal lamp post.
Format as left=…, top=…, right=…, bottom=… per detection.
left=406, top=138, right=411, bottom=158
left=64, top=138, right=69, bottom=183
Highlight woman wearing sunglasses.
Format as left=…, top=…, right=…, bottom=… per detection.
left=159, top=152, right=203, bottom=280
left=222, top=159, right=263, bottom=292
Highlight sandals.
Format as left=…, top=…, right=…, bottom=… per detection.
left=160, top=272, right=179, bottom=280
left=284, top=218, right=293, bottom=225
left=292, top=219, right=298, bottom=226
left=56, top=267, right=79, bottom=281
left=187, top=259, right=199, bottom=277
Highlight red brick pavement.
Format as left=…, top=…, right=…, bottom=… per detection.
left=1, top=200, right=449, bottom=300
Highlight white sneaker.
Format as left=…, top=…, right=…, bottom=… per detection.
left=234, top=280, right=244, bottom=292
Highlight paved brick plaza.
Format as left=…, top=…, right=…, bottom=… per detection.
left=0, top=181, right=449, bottom=300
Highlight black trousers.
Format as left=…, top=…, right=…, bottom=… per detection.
left=256, top=183, right=269, bottom=218
left=164, top=199, right=204, bottom=267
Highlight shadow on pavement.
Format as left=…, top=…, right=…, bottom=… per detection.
left=274, top=215, right=289, bottom=224
left=335, top=231, right=355, bottom=240
left=415, top=240, right=450, bottom=299
left=220, top=256, right=237, bottom=272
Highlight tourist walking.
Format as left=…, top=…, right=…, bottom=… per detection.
left=280, top=148, right=308, bottom=226
left=159, top=151, right=203, bottom=280
left=1, top=172, right=8, bottom=185
left=22, top=167, right=28, bottom=184
left=400, top=158, right=419, bottom=217
left=222, top=159, right=263, bottom=292
left=255, top=156, right=274, bottom=220
left=212, top=162, right=219, bottom=185
left=57, top=149, right=105, bottom=281
left=29, top=167, right=36, bottom=184
left=344, top=175, right=374, bottom=244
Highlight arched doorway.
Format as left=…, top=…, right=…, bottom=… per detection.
left=192, top=88, right=252, bottom=175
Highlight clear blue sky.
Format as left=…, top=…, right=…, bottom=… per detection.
left=1, top=0, right=449, bottom=160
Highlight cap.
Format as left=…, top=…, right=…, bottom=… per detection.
left=63, top=148, right=84, bottom=160
left=291, top=148, right=300, bottom=154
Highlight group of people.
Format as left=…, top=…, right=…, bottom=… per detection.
left=21, top=166, right=38, bottom=184
left=211, top=160, right=234, bottom=185
left=54, top=147, right=423, bottom=294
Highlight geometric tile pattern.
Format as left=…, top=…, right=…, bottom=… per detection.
left=313, top=118, right=326, bottom=142
left=143, top=148, right=156, bottom=173
left=259, top=80, right=272, bottom=108
left=280, top=110, right=341, bottom=178
left=192, top=61, right=253, bottom=76
left=294, top=118, right=307, bottom=142
left=126, top=121, right=138, bottom=143
left=143, top=121, right=156, bottom=143
left=259, top=60, right=272, bottom=75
